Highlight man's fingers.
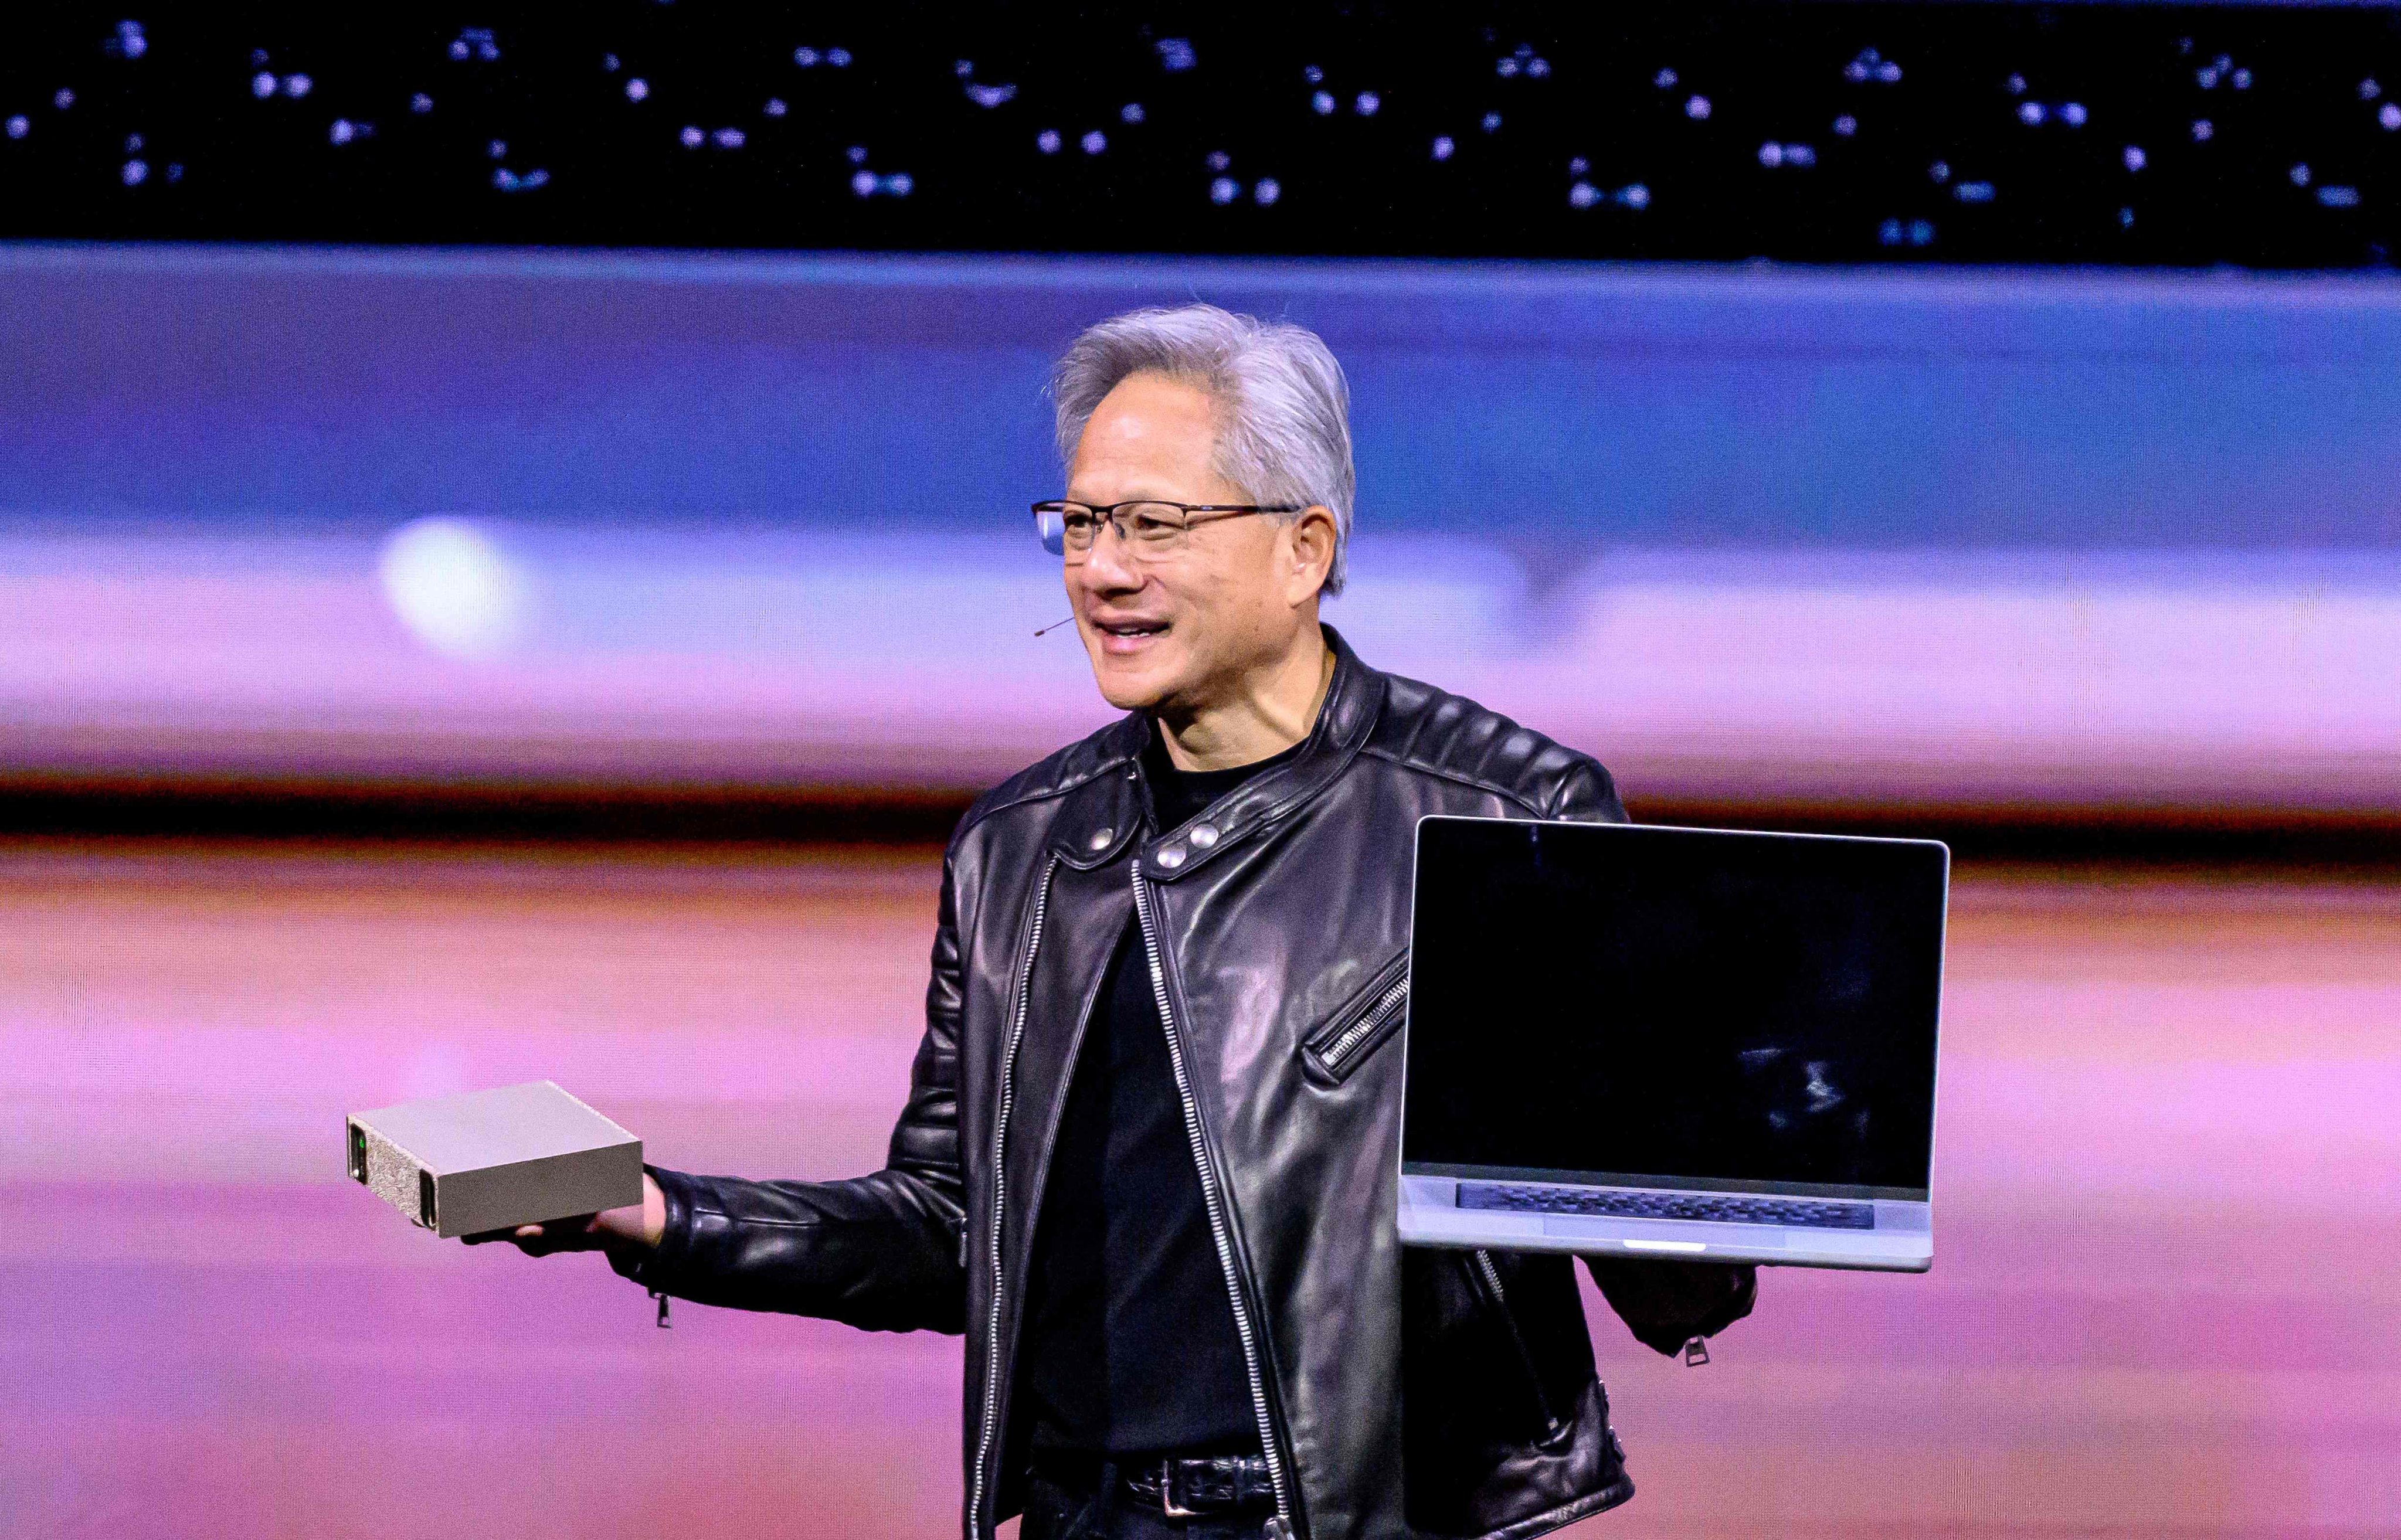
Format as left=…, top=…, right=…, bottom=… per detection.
left=515, top=1224, right=545, bottom=1239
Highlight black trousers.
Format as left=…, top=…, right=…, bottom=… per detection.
left=1020, top=1466, right=1277, bottom=1540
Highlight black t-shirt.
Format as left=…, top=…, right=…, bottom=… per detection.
left=1018, top=728, right=1306, bottom=1457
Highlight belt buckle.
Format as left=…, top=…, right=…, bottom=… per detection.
left=1159, top=1457, right=1199, bottom=1519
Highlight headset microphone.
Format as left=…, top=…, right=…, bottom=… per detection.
left=1033, top=616, right=1077, bottom=637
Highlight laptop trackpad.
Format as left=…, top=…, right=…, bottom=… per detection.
left=1543, top=1215, right=1787, bottom=1249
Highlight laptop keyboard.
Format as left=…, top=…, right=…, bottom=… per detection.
left=1459, top=1182, right=1877, bottom=1230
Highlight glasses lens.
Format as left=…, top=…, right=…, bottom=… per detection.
left=1123, top=503, right=1188, bottom=548
left=1034, top=506, right=1066, bottom=556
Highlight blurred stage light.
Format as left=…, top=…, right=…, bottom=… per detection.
left=378, top=518, right=528, bottom=661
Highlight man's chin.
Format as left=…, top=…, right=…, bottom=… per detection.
left=1087, top=651, right=1184, bottom=713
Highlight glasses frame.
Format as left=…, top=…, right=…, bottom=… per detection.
left=1032, top=499, right=1303, bottom=559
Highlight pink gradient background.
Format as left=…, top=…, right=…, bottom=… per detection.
left=6, top=847, right=2396, bottom=1538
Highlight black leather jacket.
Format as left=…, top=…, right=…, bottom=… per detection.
left=617, top=627, right=1757, bottom=1540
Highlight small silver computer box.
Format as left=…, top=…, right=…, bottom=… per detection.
left=346, top=1080, right=643, bottom=1239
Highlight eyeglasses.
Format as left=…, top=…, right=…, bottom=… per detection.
left=1033, top=499, right=1301, bottom=559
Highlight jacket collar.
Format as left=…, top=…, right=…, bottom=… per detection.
left=1047, top=623, right=1385, bottom=880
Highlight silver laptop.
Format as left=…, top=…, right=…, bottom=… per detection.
left=1396, top=817, right=1947, bottom=1273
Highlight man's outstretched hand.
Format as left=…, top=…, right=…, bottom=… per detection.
left=462, top=1171, right=667, bottom=1255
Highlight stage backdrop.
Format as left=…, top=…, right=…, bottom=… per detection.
left=3, top=243, right=2397, bottom=815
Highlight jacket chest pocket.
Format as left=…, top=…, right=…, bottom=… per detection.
left=1299, top=948, right=1410, bottom=1087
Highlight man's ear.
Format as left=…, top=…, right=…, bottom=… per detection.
left=1282, top=506, right=1340, bottom=604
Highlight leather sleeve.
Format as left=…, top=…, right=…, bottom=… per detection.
left=609, top=848, right=970, bottom=1334
left=1542, top=754, right=1765, bottom=1354
left=1581, top=1255, right=1758, bottom=1355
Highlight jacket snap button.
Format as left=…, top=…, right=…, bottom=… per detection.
left=1155, top=845, right=1187, bottom=871
left=1188, top=823, right=1219, bottom=849
left=1089, top=827, right=1114, bottom=851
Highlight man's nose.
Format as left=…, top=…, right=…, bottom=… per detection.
left=1076, top=520, right=1145, bottom=593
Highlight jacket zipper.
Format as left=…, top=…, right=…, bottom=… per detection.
left=1317, top=974, right=1407, bottom=1077
left=967, top=854, right=1059, bottom=1539
left=1470, top=1249, right=1567, bottom=1446
left=1132, top=868, right=1296, bottom=1539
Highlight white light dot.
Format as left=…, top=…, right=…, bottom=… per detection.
left=2123, top=145, right=2146, bottom=171
left=680, top=125, right=703, bottom=148
left=603, top=53, right=619, bottom=72
left=1527, top=58, right=1549, bottom=78
left=1758, top=141, right=1783, bottom=166
left=1686, top=94, right=1710, bottom=119
left=714, top=128, right=745, bottom=148
left=1653, top=68, right=1677, bottom=88
left=1355, top=91, right=1379, bottom=115
left=1304, top=64, right=1323, bottom=84
left=625, top=78, right=648, bottom=101
left=851, top=169, right=877, bottom=196
left=1481, top=111, right=1501, bottom=132
left=2061, top=102, right=2087, bottom=127
left=2382, top=102, right=2401, bottom=130
left=2192, top=119, right=2213, bottom=141
left=55, top=89, right=74, bottom=110
left=1930, top=159, right=1950, bottom=182
left=765, top=98, right=786, bottom=117
left=2233, top=67, right=2251, bottom=90
left=412, top=93, right=433, bottom=113
left=1569, top=181, right=1598, bottom=208
left=1122, top=102, right=1144, bottom=124
left=2006, top=73, right=2026, bottom=95
left=121, top=158, right=147, bottom=185
left=1432, top=135, right=1453, bottom=161
left=795, top=47, right=819, bottom=67
left=252, top=72, right=276, bottom=98
left=1037, top=129, right=1061, bottom=154
left=846, top=145, right=867, bottom=164
left=379, top=519, right=527, bottom=661
left=1619, top=183, right=1650, bottom=209
left=5, top=116, right=27, bottom=139
left=2291, top=163, right=2311, bottom=186
left=284, top=74, right=311, bottom=97
left=1568, top=156, right=1588, bottom=175
left=1210, top=176, right=1238, bottom=204
left=1206, top=150, right=1230, bottom=171
left=1312, top=90, right=1334, bottom=115
left=1833, top=114, right=1856, bottom=136
left=888, top=173, right=913, bottom=196
left=1878, top=62, right=1900, bottom=83
left=827, top=48, right=851, bottom=67
left=1254, top=178, right=1280, bottom=205
left=488, top=140, right=505, bottom=158
left=331, top=120, right=355, bottom=145
left=1081, top=130, right=1106, bottom=154
left=2019, top=101, right=2045, bottom=125
left=1497, top=58, right=1519, bottom=78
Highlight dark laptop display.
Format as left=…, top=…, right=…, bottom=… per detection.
left=1402, top=820, right=1946, bottom=1202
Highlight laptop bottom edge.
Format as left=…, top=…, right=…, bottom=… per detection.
left=1397, top=1175, right=1934, bottom=1273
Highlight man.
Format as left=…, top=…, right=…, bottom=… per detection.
left=483, top=304, right=1757, bottom=1539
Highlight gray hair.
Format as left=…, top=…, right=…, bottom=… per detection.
left=1051, top=304, right=1357, bottom=596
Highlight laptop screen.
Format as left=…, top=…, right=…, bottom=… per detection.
left=1402, top=818, right=1947, bottom=1202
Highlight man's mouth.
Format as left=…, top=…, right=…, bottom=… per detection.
left=1096, top=617, right=1169, bottom=641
